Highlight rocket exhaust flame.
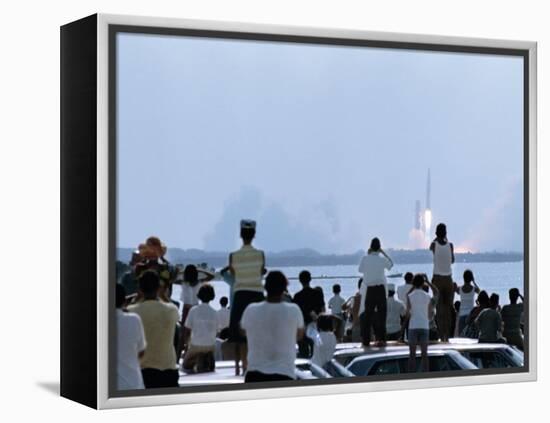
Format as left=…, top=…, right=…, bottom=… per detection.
left=424, top=208, right=432, bottom=238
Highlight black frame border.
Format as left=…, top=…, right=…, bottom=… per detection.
left=107, top=24, right=530, bottom=400
left=60, top=13, right=99, bottom=409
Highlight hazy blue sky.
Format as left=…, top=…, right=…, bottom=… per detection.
left=116, top=32, right=524, bottom=253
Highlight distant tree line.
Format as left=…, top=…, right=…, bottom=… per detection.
left=116, top=247, right=523, bottom=269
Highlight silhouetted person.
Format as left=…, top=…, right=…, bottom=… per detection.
left=455, top=269, right=481, bottom=334
left=476, top=293, right=503, bottom=343
left=501, top=288, right=524, bottom=351
left=453, top=301, right=461, bottom=337
left=358, top=237, right=393, bottom=347
left=430, top=223, right=455, bottom=342
left=463, top=290, right=490, bottom=338
left=293, top=270, right=325, bottom=357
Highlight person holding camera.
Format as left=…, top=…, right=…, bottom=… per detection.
left=357, top=237, right=394, bottom=347
left=430, top=223, right=455, bottom=342
left=406, top=274, right=438, bottom=373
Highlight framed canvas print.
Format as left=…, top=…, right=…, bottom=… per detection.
left=60, top=13, right=537, bottom=409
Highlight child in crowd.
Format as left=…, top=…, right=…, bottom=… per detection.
left=455, top=269, right=481, bottom=334
left=342, top=278, right=363, bottom=342
left=397, top=272, right=414, bottom=303
left=386, top=283, right=406, bottom=341
left=311, top=315, right=337, bottom=368
left=182, top=284, right=218, bottom=373
left=217, top=296, right=230, bottom=334
left=406, top=274, right=439, bottom=373
left=421, top=283, right=440, bottom=341
left=328, top=284, right=345, bottom=315
left=328, top=284, right=346, bottom=341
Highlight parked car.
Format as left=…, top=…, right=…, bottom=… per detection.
left=333, top=339, right=524, bottom=370
left=345, top=349, right=477, bottom=376
left=431, top=342, right=524, bottom=368
left=323, top=359, right=356, bottom=378
left=295, top=359, right=333, bottom=379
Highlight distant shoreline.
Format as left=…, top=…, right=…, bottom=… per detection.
left=116, top=247, right=523, bottom=268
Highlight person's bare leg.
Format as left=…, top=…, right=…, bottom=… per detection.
left=408, top=344, right=417, bottom=373
left=421, top=343, right=429, bottom=372
left=241, top=343, right=248, bottom=372
left=234, top=343, right=240, bottom=376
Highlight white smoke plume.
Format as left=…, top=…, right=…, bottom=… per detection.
left=459, top=176, right=523, bottom=252
left=408, top=228, right=429, bottom=250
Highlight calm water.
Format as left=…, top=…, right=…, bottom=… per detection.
left=172, top=261, right=524, bottom=311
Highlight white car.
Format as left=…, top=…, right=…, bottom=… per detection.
left=333, top=339, right=523, bottom=370
left=346, top=349, right=477, bottom=376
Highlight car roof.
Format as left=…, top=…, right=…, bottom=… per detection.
left=347, top=349, right=456, bottom=361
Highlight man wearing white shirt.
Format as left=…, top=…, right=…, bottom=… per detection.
left=386, top=283, right=406, bottom=340
left=397, top=272, right=414, bottom=303
left=241, top=271, right=304, bottom=382
left=328, top=284, right=346, bottom=341
left=357, top=237, right=393, bottom=347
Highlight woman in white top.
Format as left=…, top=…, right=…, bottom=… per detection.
left=406, top=274, right=439, bottom=373
left=430, top=223, right=455, bottom=342
left=182, top=284, right=218, bottom=373
left=455, top=269, right=480, bottom=335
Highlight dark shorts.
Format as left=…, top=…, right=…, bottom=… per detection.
left=229, top=290, right=265, bottom=343
left=244, top=370, right=294, bottom=383
left=386, top=331, right=402, bottom=341
left=141, top=368, right=179, bottom=389
left=408, top=329, right=429, bottom=345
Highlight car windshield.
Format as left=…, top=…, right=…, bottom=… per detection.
left=348, top=351, right=477, bottom=376
left=460, top=349, right=522, bottom=369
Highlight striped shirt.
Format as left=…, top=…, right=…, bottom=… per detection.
left=230, top=244, right=264, bottom=293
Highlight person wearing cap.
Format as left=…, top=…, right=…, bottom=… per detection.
left=228, top=219, right=266, bottom=374
left=386, top=283, right=406, bottom=341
